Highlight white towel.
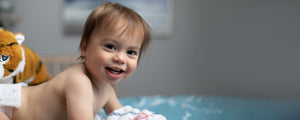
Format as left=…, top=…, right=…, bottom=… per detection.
left=0, top=84, right=22, bottom=108
left=105, top=106, right=166, bottom=120
left=0, top=84, right=23, bottom=119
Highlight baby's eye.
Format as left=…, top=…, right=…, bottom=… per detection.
left=127, top=50, right=138, bottom=56
left=104, top=44, right=116, bottom=50
left=1, top=54, right=9, bottom=62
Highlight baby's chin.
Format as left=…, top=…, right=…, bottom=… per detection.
left=104, top=76, right=125, bottom=84
left=108, top=77, right=126, bottom=84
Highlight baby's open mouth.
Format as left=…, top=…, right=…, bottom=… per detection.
left=105, top=67, right=124, bottom=79
left=105, top=67, right=124, bottom=74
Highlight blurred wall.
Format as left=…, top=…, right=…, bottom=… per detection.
left=14, top=0, right=300, bottom=98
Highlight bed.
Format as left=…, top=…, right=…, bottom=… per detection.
left=98, top=95, right=300, bottom=120
left=42, top=56, right=300, bottom=120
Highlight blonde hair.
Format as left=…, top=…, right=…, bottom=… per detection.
left=79, top=2, right=151, bottom=61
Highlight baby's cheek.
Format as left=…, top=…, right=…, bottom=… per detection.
left=125, top=64, right=136, bottom=78
left=130, top=61, right=138, bottom=72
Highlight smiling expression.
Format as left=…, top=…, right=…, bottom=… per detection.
left=81, top=20, right=143, bottom=84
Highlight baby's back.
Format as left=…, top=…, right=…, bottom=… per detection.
left=12, top=75, right=68, bottom=120
left=12, top=63, right=109, bottom=120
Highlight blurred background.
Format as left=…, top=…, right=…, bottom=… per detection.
left=1, top=0, right=300, bottom=98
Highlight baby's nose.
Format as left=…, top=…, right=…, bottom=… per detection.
left=113, top=52, right=126, bottom=64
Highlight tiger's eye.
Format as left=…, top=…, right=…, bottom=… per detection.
left=1, top=55, right=9, bottom=62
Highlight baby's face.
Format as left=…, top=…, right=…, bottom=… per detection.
left=81, top=20, right=143, bottom=84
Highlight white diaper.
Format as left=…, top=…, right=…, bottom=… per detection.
left=0, top=84, right=23, bottom=119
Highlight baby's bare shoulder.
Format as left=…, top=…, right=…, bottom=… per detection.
left=46, top=63, right=92, bottom=96
left=57, top=64, right=90, bottom=83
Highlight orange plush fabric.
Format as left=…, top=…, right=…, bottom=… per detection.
left=0, top=28, right=48, bottom=85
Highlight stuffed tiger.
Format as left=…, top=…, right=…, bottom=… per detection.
left=0, top=28, right=48, bottom=85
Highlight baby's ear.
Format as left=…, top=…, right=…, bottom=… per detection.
left=15, top=33, right=25, bottom=45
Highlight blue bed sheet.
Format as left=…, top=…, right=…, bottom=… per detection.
left=99, top=95, right=300, bottom=120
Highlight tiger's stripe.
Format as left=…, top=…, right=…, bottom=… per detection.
left=13, top=45, right=48, bottom=85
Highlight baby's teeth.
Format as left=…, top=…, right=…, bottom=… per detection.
left=111, top=68, right=121, bottom=72
left=111, top=71, right=119, bottom=74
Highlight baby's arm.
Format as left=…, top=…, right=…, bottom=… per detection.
left=65, top=78, right=94, bottom=120
left=103, top=84, right=122, bottom=115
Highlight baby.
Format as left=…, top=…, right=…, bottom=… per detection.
left=0, top=2, right=151, bottom=120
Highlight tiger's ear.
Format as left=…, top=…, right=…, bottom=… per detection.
left=15, top=33, right=25, bottom=45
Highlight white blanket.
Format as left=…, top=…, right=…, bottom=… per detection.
left=95, top=106, right=166, bottom=120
